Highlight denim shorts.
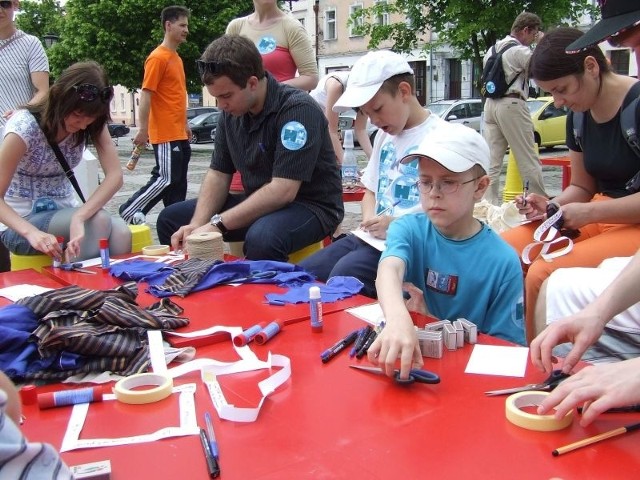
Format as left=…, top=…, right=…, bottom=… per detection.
left=0, top=210, right=57, bottom=255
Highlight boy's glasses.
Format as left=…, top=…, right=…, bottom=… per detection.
left=415, top=177, right=480, bottom=195
left=72, top=84, right=114, bottom=103
left=196, top=60, right=230, bottom=77
left=0, top=1, right=13, bottom=9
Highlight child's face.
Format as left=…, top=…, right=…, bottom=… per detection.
left=359, top=84, right=411, bottom=136
left=417, top=158, right=487, bottom=238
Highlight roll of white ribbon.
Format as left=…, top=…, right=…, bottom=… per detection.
left=113, top=373, right=173, bottom=404
left=505, top=391, right=573, bottom=431
left=142, top=244, right=171, bottom=256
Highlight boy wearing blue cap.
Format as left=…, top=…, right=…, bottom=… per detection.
left=368, top=124, right=525, bottom=379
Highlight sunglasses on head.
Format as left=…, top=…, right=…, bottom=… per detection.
left=72, top=84, right=114, bottom=103
left=0, top=1, right=14, bottom=9
left=196, top=59, right=231, bottom=77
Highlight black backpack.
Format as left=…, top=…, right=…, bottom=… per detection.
left=571, top=82, right=640, bottom=192
left=481, top=41, right=522, bottom=99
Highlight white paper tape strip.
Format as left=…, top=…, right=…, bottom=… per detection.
left=505, top=391, right=573, bottom=431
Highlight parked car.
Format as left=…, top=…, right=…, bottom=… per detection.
left=188, top=111, right=220, bottom=144
left=427, top=99, right=483, bottom=132
left=337, top=109, right=379, bottom=146
left=107, top=122, right=130, bottom=138
left=527, top=96, right=567, bottom=148
left=187, top=106, right=219, bottom=121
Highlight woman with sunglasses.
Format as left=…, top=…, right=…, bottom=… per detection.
left=502, top=27, right=640, bottom=344
left=0, top=61, right=131, bottom=264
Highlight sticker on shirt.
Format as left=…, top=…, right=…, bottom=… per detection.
left=257, top=36, right=277, bottom=55
left=281, top=121, right=307, bottom=151
left=425, top=269, right=458, bottom=296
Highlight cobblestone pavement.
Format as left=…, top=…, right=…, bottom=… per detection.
left=99, top=129, right=565, bottom=245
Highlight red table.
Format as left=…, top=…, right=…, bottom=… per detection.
left=20, top=309, right=640, bottom=479
left=0, top=268, right=65, bottom=306
left=541, top=156, right=571, bottom=190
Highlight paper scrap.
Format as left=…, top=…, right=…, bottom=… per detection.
left=465, top=344, right=529, bottom=377
left=0, top=284, right=53, bottom=301
left=351, top=229, right=386, bottom=252
left=345, top=302, right=385, bottom=326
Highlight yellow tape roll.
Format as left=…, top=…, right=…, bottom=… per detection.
left=113, top=373, right=173, bottom=404
left=505, top=391, right=573, bottom=431
left=142, top=244, right=171, bottom=256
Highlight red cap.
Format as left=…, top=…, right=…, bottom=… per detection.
left=99, top=238, right=109, bottom=249
left=19, top=385, right=37, bottom=405
left=56, top=236, right=64, bottom=243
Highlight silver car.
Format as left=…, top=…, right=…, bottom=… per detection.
left=428, top=99, right=483, bottom=132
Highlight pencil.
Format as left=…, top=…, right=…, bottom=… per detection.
left=552, top=421, right=640, bottom=456
left=376, top=199, right=401, bottom=217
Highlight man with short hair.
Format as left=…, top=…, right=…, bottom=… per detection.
left=482, top=12, right=547, bottom=205
left=119, top=5, right=192, bottom=224
left=157, top=34, right=343, bottom=260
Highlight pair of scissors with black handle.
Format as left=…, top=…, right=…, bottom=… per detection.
left=484, top=369, right=570, bottom=396
left=350, top=365, right=440, bottom=386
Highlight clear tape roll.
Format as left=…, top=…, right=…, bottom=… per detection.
left=505, top=391, right=573, bottom=431
left=142, top=244, right=171, bottom=256
left=113, top=373, right=173, bottom=404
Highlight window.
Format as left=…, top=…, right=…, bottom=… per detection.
left=375, top=0, right=389, bottom=26
left=325, top=9, right=336, bottom=40
left=610, top=49, right=630, bottom=75
left=349, top=4, right=363, bottom=37
left=120, top=93, right=125, bottom=111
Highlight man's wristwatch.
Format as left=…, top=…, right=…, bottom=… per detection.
left=210, top=214, right=228, bottom=234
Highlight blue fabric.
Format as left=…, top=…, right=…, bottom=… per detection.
left=144, top=259, right=316, bottom=298
left=382, top=213, right=526, bottom=345
left=265, top=276, right=364, bottom=305
left=0, top=304, right=42, bottom=379
left=109, top=259, right=171, bottom=281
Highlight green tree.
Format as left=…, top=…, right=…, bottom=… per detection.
left=15, top=0, right=64, bottom=46
left=352, top=0, right=597, bottom=89
left=26, top=0, right=252, bottom=92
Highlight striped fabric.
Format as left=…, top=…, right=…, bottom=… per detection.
left=15, top=282, right=188, bottom=381
left=0, top=389, right=72, bottom=479
left=0, top=31, right=49, bottom=128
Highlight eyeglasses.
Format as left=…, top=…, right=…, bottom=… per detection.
left=0, top=1, right=13, bottom=9
left=72, top=84, right=114, bottom=103
left=196, top=60, right=231, bottom=77
left=415, top=177, right=480, bottom=195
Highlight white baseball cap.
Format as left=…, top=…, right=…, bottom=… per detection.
left=400, top=123, right=490, bottom=173
left=332, top=50, right=413, bottom=113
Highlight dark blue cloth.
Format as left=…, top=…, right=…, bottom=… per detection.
left=109, top=259, right=172, bottom=281
left=265, top=276, right=364, bottom=305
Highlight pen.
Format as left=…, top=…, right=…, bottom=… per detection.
left=321, top=329, right=360, bottom=363
left=577, top=404, right=640, bottom=414
left=350, top=326, right=373, bottom=357
left=552, top=421, right=640, bottom=456
left=376, top=199, right=401, bottom=217
left=204, top=412, right=219, bottom=459
left=355, top=329, right=378, bottom=359
left=522, top=180, right=529, bottom=206
left=199, top=428, right=220, bottom=478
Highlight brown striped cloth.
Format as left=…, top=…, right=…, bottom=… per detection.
left=16, top=282, right=188, bottom=381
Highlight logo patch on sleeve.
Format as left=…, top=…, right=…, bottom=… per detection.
left=281, top=121, right=307, bottom=151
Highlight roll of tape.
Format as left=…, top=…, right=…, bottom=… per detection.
left=142, top=244, right=171, bottom=256
left=505, top=391, right=573, bottom=431
left=113, top=373, right=173, bottom=404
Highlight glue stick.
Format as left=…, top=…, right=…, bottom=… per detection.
left=99, top=238, right=110, bottom=268
left=233, top=322, right=267, bottom=347
left=309, top=286, right=323, bottom=333
left=37, top=386, right=104, bottom=409
left=254, top=320, right=283, bottom=345
left=52, top=236, right=64, bottom=268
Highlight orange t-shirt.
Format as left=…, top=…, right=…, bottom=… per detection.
left=142, top=45, right=188, bottom=143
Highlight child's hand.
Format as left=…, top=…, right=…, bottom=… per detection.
left=360, top=216, right=393, bottom=239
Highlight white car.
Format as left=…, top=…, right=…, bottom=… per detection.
left=427, top=99, right=483, bottom=132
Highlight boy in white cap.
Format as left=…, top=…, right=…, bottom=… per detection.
left=299, top=49, right=453, bottom=298
left=368, top=123, right=526, bottom=379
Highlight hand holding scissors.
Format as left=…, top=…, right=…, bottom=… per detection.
left=350, top=365, right=440, bottom=386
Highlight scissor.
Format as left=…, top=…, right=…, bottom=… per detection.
left=350, top=365, right=440, bottom=386
left=60, top=262, right=96, bottom=274
left=484, top=369, right=570, bottom=396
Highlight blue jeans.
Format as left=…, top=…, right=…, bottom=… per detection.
left=157, top=196, right=328, bottom=261
left=298, top=234, right=381, bottom=298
